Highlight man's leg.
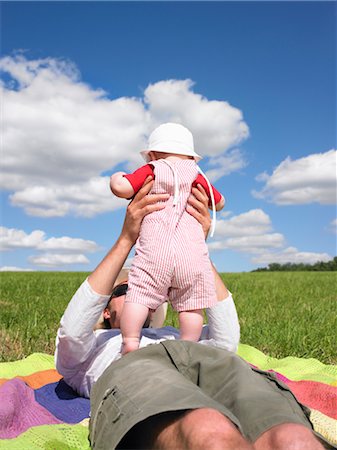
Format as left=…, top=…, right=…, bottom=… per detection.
left=91, top=342, right=334, bottom=449
left=155, top=408, right=253, bottom=450
left=161, top=341, right=334, bottom=449
left=120, top=408, right=253, bottom=450
left=254, top=423, right=325, bottom=450
left=90, top=343, right=245, bottom=450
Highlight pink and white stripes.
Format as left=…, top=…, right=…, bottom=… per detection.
left=126, top=159, right=217, bottom=312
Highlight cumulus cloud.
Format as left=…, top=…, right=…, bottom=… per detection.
left=209, top=209, right=332, bottom=266
left=205, top=149, right=247, bottom=182
left=144, top=79, right=249, bottom=155
left=253, top=150, right=337, bottom=205
left=252, top=247, right=332, bottom=266
left=0, top=227, right=45, bottom=251
left=0, top=266, right=34, bottom=271
left=208, top=233, right=285, bottom=254
left=39, top=237, right=99, bottom=253
left=215, top=209, right=272, bottom=237
left=209, top=209, right=285, bottom=254
left=0, top=226, right=99, bottom=253
left=0, top=226, right=99, bottom=268
left=1, top=55, right=249, bottom=217
left=10, top=177, right=124, bottom=217
left=29, top=253, right=89, bottom=267
left=219, top=210, right=232, bottom=219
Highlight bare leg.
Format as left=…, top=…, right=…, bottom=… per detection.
left=118, top=408, right=253, bottom=450
left=154, top=408, right=253, bottom=450
left=254, top=423, right=325, bottom=450
left=179, top=309, right=203, bottom=341
left=120, top=303, right=149, bottom=354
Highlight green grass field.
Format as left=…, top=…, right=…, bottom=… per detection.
left=0, top=271, right=336, bottom=364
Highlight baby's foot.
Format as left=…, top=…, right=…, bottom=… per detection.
left=122, top=337, right=140, bottom=355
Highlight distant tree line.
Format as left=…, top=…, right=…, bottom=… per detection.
left=252, top=257, right=337, bottom=272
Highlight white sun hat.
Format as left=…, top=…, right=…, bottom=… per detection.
left=140, top=123, right=202, bottom=162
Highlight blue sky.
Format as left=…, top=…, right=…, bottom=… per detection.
left=1, top=1, right=336, bottom=272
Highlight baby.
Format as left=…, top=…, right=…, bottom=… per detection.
left=110, top=123, right=225, bottom=354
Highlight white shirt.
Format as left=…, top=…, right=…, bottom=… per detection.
left=55, top=278, right=240, bottom=398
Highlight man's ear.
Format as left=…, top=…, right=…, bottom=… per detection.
left=103, top=308, right=111, bottom=320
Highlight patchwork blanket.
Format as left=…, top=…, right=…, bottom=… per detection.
left=0, top=345, right=336, bottom=449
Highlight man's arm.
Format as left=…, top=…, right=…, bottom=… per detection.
left=205, top=265, right=240, bottom=352
left=55, top=177, right=169, bottom=372
left=88, top=177, right=169, bottom=295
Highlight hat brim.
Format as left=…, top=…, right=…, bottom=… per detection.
left=140, top=147, right=202, bottom=162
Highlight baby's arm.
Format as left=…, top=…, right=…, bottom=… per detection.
left=215, top=195, right=225, bottom=211
left=110, top=164, right=155, bottom=199
left=110, top=172, right=135, bottom=199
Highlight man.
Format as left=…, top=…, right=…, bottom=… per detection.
left=55, top=178, right=331, bottom=450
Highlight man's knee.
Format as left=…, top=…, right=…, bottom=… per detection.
left=177, top=408, right=253, bottom=450
left=255, top=423, right=325, bottom=450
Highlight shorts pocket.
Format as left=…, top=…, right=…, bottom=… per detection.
left=91, top=384, right=142, bottom=449
left=91, top=386, right=122, bottom=448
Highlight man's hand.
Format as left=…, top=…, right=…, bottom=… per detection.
left=120, top=176, right=169, bottom=246
left=89, top=177, right=168, bottom=295
left=186, top=184, right=212, bottom=238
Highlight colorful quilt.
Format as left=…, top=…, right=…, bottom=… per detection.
left=0, top=345, right=336, bottom=449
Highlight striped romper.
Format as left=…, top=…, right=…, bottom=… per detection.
left=126, top=159, right=218, bottom=312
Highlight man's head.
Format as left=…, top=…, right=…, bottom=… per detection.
left=103, top=281, right=128, bottom=329
left=102, top=280, right=152, bottom=329
left=95, top=267, right=167, bottom=330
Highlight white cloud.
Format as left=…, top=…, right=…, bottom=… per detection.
left=1, top=55, right=249, bottom=217
left=209, top=233, right=285, bottom=254
left=144, top=79, right=249, bottom=156
left=210, top=210, right=333, bottom=266
left=0, top=226, right=99, bottom=253
left=205, top=149, right=247, bottom=182
left=0, top=266, right=34, bottom=271
left=209, top=209, right=285, bottom=254
left=219, top=210, right=232, bottom=219
left=39, top=237, right=99, bottom=253
left=10, top=177, right=124, bottom=217
left=0, top=227, right=45, bottom=250
left=215, top=209, right=272, bottom=237
left=252, top=247, right=332, bottom=266
left=253, top=150, right=337, bottom=205
left=29, top=253, right=89, bottom=267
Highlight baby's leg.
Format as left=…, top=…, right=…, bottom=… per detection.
left=120, top=303, right=149, bottom=355
left=179, top=310, right=204, bottom=341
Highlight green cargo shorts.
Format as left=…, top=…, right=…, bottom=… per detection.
left=89, top=340, right=331, bottom=449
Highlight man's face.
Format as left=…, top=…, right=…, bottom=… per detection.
left=103, top=283, right=152, bottom=329
left=104, top=294, right=125, bottom=328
